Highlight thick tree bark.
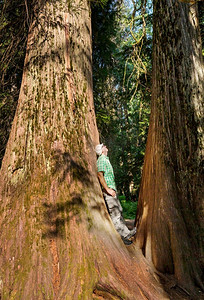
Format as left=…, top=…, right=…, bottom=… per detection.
left=0, top=0, right=171, bottom=299
left=136, top=0, right=204, bottom=296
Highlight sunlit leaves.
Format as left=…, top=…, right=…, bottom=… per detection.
left=92, top=0, right=152, bottom=200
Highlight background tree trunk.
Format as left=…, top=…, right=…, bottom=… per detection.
left=136, top=0, right=204, bottom=296
left=0, top=0, right=171, bottom=299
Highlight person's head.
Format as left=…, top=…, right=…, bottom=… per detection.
left=102, top=144, right=108, bottom=156
left=95, top=143, right=108, bottom=156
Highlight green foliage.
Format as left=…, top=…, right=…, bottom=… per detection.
left=119, top=196, right=137, bottom=219
left=92, top=0, right=152, bottom=200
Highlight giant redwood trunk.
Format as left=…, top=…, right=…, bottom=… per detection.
left=0, top=0, right=172, bottom=299
left=136, top=0, right=204, bottom=296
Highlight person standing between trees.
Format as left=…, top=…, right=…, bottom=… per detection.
left=95, top=143, right=136, bottom=245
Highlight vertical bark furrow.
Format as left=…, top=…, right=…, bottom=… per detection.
left=136, top=0, right=204, bottom=294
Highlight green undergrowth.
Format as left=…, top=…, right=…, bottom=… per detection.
left=119, top=195, right=137, bottom=220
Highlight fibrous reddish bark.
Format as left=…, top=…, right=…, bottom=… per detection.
left=136, top=0, right=204, bottom=297
left=0, top=0, right=170, bottom=299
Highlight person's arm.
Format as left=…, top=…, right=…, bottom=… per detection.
left=97, top=171, right=116, bottom=197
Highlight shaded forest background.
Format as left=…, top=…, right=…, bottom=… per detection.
left=0, top=1, right=203, bottom=298
left=0, top=0, right=203, bottom=203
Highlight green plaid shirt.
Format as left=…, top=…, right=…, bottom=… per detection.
left=97, top=154, right=116, bottom=191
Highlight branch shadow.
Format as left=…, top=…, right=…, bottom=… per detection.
left=42, top=192, right=85, bottom=239
left=41, top=150, right=94, bottom=238
left=52, top=150, right=92, bottom=185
